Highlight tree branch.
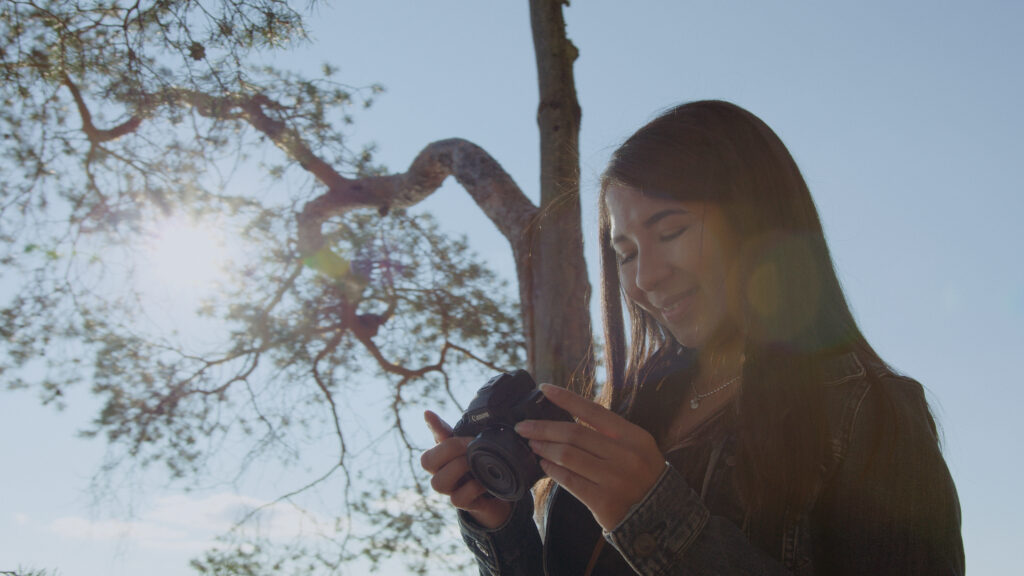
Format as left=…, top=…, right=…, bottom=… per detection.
left=62, top=73, right=142, bottom=144
left=232, top=93, right=346, bottom=188
left=296, top=138, right=537, bottom=256
left=444, top=341, right=510, bottom=373
left=311, top=331, right=347, bottom=464
left=59, top=79, right=538, bottom=269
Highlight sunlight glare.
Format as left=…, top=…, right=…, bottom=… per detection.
left=139, top=214, right=234, bottom=298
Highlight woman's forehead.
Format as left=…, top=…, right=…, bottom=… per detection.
left=605, top=184, right=703, bottom=225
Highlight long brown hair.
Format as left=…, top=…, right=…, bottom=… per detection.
left=597, top=100, right=888, bottom=523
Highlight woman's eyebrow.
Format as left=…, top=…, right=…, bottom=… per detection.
left=611, top=208, right=689, bottom=244
left=644, top=208, right=689, bottom=227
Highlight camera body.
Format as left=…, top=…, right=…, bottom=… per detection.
left=452, top=370, right=574, bottom=501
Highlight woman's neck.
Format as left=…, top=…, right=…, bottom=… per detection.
left=661, top=333, right=745, bottom=450
left=693, top=330, right=745, bottom=394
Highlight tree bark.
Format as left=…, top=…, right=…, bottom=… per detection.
left=527, top=0, right=592, bottom=390
left=295, top=138, right=536, bottom=255
left=294, top=0, right=593, bottom=390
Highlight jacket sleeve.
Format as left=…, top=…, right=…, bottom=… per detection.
left=457, top=495, right=543, bottom=575
left=602, top=377, right=964, bottom=576
left=603, top=463, right=794, bottom=575
left=812, top=376, right=965, bottom=575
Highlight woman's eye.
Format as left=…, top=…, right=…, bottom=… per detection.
left=659, top=227, right=688, bottom=241
left=617, top=252, right=636, bottom=265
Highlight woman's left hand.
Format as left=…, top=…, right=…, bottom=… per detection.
left=514, top=383, right=667, bottom=531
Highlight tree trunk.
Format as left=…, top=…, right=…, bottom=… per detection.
left=291, top=0, right=594, bottom=391
left=525, top=0, right=592, bottom=391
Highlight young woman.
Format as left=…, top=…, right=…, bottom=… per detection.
left=421, top=100, right=964, bottom=575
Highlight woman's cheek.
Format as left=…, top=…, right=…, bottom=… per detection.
left=620, top=270, right=652, bottom=312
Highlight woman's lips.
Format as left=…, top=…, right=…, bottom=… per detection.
left=659, top=287, right=698, bottom=322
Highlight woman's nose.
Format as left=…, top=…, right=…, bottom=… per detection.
left=634, top=247, right=670, bottom=292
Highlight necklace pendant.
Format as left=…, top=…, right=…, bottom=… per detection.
left=689, top=398, right=700, bottom=410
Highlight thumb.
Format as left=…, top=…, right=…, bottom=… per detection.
left=424, top=410, right=454, bottom=444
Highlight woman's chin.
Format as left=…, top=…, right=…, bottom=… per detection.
left=667, top=318, right=741, bottom=353
left=667, top=325, right=703, bottom=350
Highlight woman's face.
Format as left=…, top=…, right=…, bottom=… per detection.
left=605, top=183, right=738, bottom=349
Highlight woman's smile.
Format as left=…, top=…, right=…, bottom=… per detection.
left=604, top=183, right=736, bottom=349
left=656, top=286, right=699, bottom=323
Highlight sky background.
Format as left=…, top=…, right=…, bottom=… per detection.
left=3, top=0, right=1023, bottom=574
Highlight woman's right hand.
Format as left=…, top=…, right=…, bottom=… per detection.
left=420, top=410, right=514, bottom=529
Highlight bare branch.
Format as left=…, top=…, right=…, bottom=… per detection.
left=62, top=73, right=142, bottom=144
left=444, top=341, right=510, bottom=373
left=311, top=331, right=347, bottom=464
left=238, top=93, right=348, bottom=190
left=60, top=79, right=539, bottom=265
left=296, top=138, right=538, bottom=255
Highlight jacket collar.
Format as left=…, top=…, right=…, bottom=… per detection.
left=821, top=351, right=866, bottom=386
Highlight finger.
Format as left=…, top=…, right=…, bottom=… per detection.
left=538, top=458, right=599, bottom=509
left=430, top=453, right=473, bottom=495
left=420, top=436, right=471, bottom=473
left=424, top=410, right=454, bottom=444
left=528, top=438, right=608, bottom=483
left=540, top=384, right=641, bottom=443
left=450, top=477, right=490, bottom=510
left=515, top=420, right=624, bottom=461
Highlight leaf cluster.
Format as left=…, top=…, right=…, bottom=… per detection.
left=0, top=2, right=528, bottom=572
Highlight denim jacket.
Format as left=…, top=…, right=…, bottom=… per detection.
left=457, top=353, right=964, bottom=575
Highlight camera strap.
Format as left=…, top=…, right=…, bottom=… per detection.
left=583, top=537, right=606, bottom=576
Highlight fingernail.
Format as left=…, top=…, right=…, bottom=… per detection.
left=540, top=383, right=558, bottom=395
left=515, top=421, right=532, bottom=434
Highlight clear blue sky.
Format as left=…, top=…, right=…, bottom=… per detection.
left=2, top=1, right=1021, bottom=574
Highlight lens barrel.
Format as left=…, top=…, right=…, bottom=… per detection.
left=466, top=427, right=542, bottom=501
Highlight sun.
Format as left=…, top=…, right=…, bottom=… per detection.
left=138, top=213, right=235, bottom=300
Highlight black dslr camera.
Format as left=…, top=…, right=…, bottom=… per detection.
left=452, top=370, right=574, bottom=501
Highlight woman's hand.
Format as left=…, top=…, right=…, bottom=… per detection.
left=514, top=384, right=666, bottom=531
left=420, top=410, right=513, bottom=529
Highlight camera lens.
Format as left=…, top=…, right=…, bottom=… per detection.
left=469, top=449, right=518, bottom=497
left=466, top=427, right=543, bottom=501
left=485, top=464, right=503, bottom=481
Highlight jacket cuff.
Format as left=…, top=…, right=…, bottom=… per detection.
left=458, top=497, right=537, bottom=574
left=603, top=463, right=710, bottom=574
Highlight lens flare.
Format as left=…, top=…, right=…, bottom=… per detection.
left=138, top=214, right=234, bottom=300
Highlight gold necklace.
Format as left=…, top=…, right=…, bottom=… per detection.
left=689, top=375, right=741, bottom=410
